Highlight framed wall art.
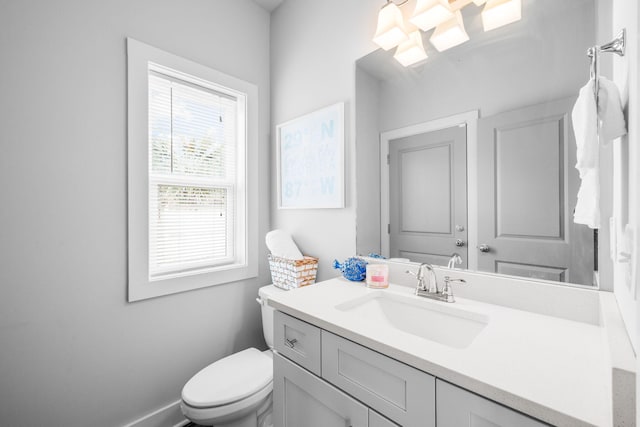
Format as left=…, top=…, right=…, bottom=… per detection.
left=277, top=102, right=345, bottom=209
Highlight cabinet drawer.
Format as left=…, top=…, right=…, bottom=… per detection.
left=321, top=331, right=435, bottom=427
left=274, top=311, right=321, bottom=375
left=437, top=380, right=549, bottom=427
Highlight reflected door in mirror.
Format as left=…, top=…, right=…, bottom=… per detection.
left=389, top=125, right=467, bottom=267
left=477, top=97, right=594, bottom=286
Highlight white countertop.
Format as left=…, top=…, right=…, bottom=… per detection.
left=267, top=278, right=623, bottom=427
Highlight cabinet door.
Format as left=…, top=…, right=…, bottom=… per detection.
left=369, top=410, right=400, bottom=427
left=273, top=353, right=368, bottom=427
left=437, top=380, right=549, bottom=427
left=322, top=331, right=435, bottom=427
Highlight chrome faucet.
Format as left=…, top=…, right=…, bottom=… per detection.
left=406, top=263, right=467, bottom=303
left=447, top=253, right=462, bottom=269
left=406, top=263, right=438, bottom=294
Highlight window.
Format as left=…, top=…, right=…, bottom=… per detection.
left=148, top=70, right=242, bottom=278
left=127, top=39, right=258, bottom=301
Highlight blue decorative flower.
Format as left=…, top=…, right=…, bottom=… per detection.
left=333, top=257, right=368, bottom=281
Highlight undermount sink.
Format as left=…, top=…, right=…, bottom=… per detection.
left=335, top=290, right=489, bottom=349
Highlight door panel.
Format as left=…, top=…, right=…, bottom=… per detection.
left=400, top=144, right=452, bottom=233
left=478, top=97, right=593, bottom=286
left=273, top=353, right=368, bottom=427
left=321, top=330, right=436, bottom=427
left=389, top=125, right=467, bottom=267
left=495, top=120, right=562, bottom=238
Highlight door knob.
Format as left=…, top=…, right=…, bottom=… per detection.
left=478, top=244, right=490, bottom=253
left=455, top=239, right=465, bottom=247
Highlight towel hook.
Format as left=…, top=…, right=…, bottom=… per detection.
left=599, top=29, right=626, bottom=57
left=586, top=29, right=626, bottom=105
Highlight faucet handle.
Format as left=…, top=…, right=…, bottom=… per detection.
left=444, top=276, right=467, bottom=285
left=442, top=276, right=467, bottom=303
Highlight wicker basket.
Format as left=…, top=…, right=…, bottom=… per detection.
left=268, top=254, right=319, bottom=290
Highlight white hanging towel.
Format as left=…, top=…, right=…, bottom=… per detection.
left=597, top=78, right=627, bottom=141
left=572, top=77, right=627, bottom=229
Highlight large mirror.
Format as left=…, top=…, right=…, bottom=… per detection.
left=356, top=0, right=612, bottom=287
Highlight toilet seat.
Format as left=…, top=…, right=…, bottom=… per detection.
left=180, top=380, right=273, bottom=425
left=182, top=347, right=273, bottom=408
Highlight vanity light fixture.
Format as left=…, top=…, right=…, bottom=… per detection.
left=373, top=1, right=409, bottom=50
left=481, top=0, right=522, bottom=32
left=372, top=0, right=522, bottom=67
left=410, top=0, right=455, bottom=32
left=394, top=30, right=429, bottom=66
left=430, top=10, right=469, bottom=52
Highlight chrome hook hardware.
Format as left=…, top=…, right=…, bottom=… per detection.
left=284, top=338, right=297, bottom=348
left=478, top=244, right=490, bottom=253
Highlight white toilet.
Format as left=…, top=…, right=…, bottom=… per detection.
left=180, top=285, right=285, bottom=427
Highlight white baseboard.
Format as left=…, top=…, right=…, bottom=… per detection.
left=122, top=399, right=187, bottom=427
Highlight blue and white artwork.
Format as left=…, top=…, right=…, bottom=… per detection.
left=277, top=103, right=344, bottom=209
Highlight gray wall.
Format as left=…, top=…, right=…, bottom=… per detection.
left=0, top=1, right=271, bottom=426
left=270, top=0, right=381, bottom=280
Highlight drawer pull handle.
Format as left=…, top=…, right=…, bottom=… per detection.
left=285, top=338, right=298, bottom=348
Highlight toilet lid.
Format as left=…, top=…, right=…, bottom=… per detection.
left=182, top=348, right=273, bottom=408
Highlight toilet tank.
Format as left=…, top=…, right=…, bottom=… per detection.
left=257, top=285, right=286, bottom=349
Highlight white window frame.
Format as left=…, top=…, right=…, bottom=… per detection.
left=127, top=38, right=258, bottom=302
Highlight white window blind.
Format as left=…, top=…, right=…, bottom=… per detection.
left=148, top=70, right=239, bottom=279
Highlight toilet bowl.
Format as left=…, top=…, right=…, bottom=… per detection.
left=180, top=285, right=285, bottom=427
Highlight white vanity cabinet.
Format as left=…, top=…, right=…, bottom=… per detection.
left=273, top=311, right=548, bottom=427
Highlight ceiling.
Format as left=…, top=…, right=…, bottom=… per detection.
left=252, top=0, right=283, bottom=12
